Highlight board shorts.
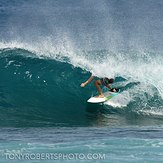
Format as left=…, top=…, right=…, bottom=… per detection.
left=100, top=78, right=109, bottom=86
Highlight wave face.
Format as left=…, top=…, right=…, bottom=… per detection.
left=0, top=49, right=94, bottom=126
left=0, top=48, right=163, bottom=127
left=0, top=0, right=163, bottom=126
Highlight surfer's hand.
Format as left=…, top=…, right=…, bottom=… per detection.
left=80, top=83, right=86, bottom=87
left=110, top=88, right=116, bottom=92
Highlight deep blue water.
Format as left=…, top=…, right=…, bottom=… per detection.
left=0, top=0, right=163, bottom=162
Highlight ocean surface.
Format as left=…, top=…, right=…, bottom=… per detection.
left=0, top=0, right=163, bottom=162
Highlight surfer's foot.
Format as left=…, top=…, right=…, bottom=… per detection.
left=97, top=94, right=104, bottom=98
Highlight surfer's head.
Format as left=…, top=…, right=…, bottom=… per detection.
left=108, top=78, right=114, bottom=84
left=102, top=78, right=114, bottom=85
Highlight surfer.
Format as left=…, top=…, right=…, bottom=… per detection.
left=81, top=75, right=118, bottom=98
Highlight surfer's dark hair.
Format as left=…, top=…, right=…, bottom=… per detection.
left=109, top=78, right=114, bottom=84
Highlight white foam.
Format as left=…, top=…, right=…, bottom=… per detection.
left=105, top=91, right=131, bottom=108
left=138, top=107, right=163, bottom=116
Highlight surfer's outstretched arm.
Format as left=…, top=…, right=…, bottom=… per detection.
left=81, top=75, right=94, bottom=87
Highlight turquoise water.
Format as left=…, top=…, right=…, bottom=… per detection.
left=1, top=127, right=163, bottom=163
left=0, top=0, right=163, bottom=162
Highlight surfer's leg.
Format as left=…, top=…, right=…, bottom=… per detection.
left=94, top=80, right=104, bottom=97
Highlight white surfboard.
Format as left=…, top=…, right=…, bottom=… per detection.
left=87, top=91, right=119, bottom=103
